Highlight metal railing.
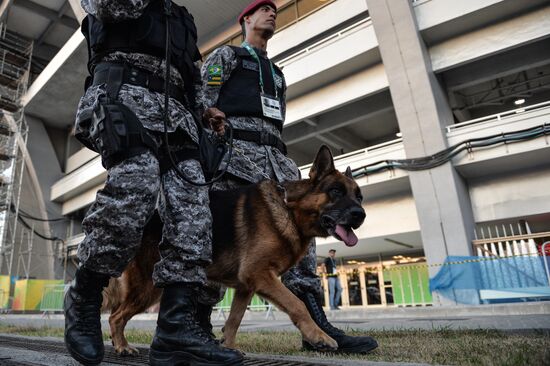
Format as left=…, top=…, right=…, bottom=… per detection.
left=473, top=230, right=549, bottom=258
left=214, top=288, right=274, bottom=320
left=299, top=138, right=403, bottom=172
left=411, top=0, right=431, bottom=5
left=39, top=284, right=68, bottom=313
left=277, top=17, right=372, bottom=67
left=446, top=100, right=550, bottom=133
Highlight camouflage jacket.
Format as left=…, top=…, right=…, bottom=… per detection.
left=77, top=0, right=201, bottom=143
left=198, top=45, right=299, bottom=183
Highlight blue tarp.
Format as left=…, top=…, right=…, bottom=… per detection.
left=429, top=256, right=550, bottom=304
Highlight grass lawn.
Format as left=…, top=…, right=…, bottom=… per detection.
left=0, top=324, right=548, bottom=365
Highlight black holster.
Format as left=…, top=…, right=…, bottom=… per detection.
left=89, top=98, right=158, bottom=169
left=199, top=129, right=227, bottom=181
left=76, top=64, right=158, bottom=170
left=158, top=128, right=226, bottom=180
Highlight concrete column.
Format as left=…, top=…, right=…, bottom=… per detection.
left=366, top=0, right=478, bottom=305
left=25, top=115, right=67, bottom=279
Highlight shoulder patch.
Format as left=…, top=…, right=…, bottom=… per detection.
left=207, top=64, right=223, bottom=86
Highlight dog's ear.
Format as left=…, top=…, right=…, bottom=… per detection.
left=345, top=166, right=353, bottom=179
left=310, top=145, right=335, bottom=181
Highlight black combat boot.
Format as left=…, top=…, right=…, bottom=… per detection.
left=298, top=291, right=378, bottom=354
left=64, top=267, right=109, bottom=365
left=196, top=303, right=216, bottom=339
left=149, top=284, right=244, bottom=366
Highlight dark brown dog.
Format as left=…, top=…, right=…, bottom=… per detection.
left=104, top=145, right=365, bottom=355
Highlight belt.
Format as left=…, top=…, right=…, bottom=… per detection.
left=92, top=62, right=187, bottom=105
left=231, top=129, right=287, bottom=155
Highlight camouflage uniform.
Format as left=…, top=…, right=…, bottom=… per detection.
left=198, top=45, right=321, bottom=302
left=77, top=0, right=211, bottom=287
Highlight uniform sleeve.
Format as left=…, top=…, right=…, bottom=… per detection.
left=198, top=46, right=239, bottom=112
left=81, top=0, right=151, bottom=22
left=192, top=61, right=204, bottom=119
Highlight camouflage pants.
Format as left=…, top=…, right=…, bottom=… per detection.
left=198, top=176, right=322, bottom=306
left=77, top=150, right=212, bottom=288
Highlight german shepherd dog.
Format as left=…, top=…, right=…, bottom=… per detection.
left=104, top=145, right=365, bottom=355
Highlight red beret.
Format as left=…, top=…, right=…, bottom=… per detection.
left=238, top=0, right=277, bottom=24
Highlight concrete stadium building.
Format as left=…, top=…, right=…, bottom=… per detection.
left=1, top=0, right=549, bottom=309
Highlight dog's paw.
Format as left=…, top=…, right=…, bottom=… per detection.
left=220, top=336, right=238, bottom=349
left=115, top=344, right=140, bottom=357
left=307, top=334, right=338, bottom=352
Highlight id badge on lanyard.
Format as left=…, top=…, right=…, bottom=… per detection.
left=261, top=93, right=283, bottom=120
left=241, top=42, right=284, bottom=121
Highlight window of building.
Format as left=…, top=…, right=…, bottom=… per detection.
left=297, top=0, right=328, bottom=18
left=276, top=3, right=298, bottom=30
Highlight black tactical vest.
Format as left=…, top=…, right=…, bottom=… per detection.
left=82, top=1, right=201, bottom=86
left=217, top=46, right=285, bottom=131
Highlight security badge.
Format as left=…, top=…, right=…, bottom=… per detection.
left=261, top=93, right=283, bottom=121
left=262, top=73, right=283, bottom=120
left=207, top=64, right=222, bottom=86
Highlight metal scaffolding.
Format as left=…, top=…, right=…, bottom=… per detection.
left=0, top=24, right=32, bottom=112
left=0, top=23, right=32, bottom=277
left=0, top=113, right=29, bottom=277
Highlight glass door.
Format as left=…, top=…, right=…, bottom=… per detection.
left=364, top=270, right=382, bottom=305
left=346, top=269, right=363, bottom=306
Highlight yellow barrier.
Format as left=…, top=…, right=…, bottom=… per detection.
left=12, top=279, right=64, bottom=311
left=0, top=275, right=10, bottom=309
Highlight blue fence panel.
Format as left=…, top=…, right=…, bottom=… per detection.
left=430, top=256, right=550, bottom=304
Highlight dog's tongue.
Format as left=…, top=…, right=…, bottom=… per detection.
left=335, top=225, right=358, bottom=247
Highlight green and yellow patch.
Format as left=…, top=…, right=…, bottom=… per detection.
left=207, top=64, right=223, bottom=86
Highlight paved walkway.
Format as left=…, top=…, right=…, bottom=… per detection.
left=1, top=301, right=548, bottom=333
left=0, top=302, right=548, bottom=365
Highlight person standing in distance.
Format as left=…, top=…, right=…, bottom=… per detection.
left=324, top=249, right=343, bottom=310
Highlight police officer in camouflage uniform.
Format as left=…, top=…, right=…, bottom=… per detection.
left=199, top=0, right=378, bottom=354
left=63, top=1, right=243, bottom=365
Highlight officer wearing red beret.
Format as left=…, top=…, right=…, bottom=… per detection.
left=198, top=0, right=378, bottom=355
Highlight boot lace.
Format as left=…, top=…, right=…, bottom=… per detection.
left=73, top=292, right=102, bottom=336
left=197, top=308, right=216, bottom=340
left=305, top=292, right=345, bottom=336
left=184, top=312, right=220, bottom=345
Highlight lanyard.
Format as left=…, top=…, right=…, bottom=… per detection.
left=241, top=42, right=278, bottom=98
